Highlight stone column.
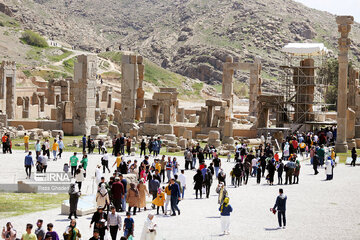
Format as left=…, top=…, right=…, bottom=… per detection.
left=222, top=56, right=234, bottom=114
left=72, top=55, right=97, bottom=135
left=136, top=56, right=145, bottom=121
left=249, top=56, right=261, bottom=117
left=335, top=16, right=354, bottom=153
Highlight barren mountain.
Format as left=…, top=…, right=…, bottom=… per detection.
left=2, top=0, right=360, bottom=91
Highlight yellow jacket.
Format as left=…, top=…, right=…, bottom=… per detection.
left=152, top=192, right=165, bottom=206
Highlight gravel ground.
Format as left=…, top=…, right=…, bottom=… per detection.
left=1, top=150, right=360, bottom=240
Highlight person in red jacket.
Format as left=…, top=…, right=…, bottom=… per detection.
left=111, top=177, right=124, bottom=212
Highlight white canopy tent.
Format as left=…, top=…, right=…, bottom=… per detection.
left=281, top=43, right=328, bottom=56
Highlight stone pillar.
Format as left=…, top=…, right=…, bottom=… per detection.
left=136, top=56, right=145, bottom=121
left=347, top=108, right=356, bottom=149
left=249, top=56, right=261, bottom=117
left=207, top=105, right=214, bottom=127
left=121, top=55, right=139, bottom=123
left=335, top=16, right=354, bottom=153
left=222, top=56, right=234, bottom=114
left=0, top=61, right=16, bottom=119
left=72, top=55, right=97, bottom=135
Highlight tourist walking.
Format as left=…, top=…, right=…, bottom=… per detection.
left=90, top=207, right=107, bottom=240
left=24, top=133, right=29, bottom=153
left=293, top=160, right=301, bottom=184
left=123, top=212, right=134, bottom=238
left=82, top=135, right=86, bottom=153
left=112, top=177, right=125, bottom=212
left=138, top=179, right=149, bottom=211
left=140, top=139, right=146, bottom=157
left=152, top=187, right=166, bottom=215
left=140, top=214, right=157, bottom=240
left=313, top=154, right=319, bottom=175
left=107, top=206, right=122, bottom=240
left=178, top=170, right=186, bottom=199
left=96, top=183, right=110, bottom=209
left=45, top=223, right=59, bottom=240
left=277, top=160, right=284, bottom=185
left=101, top=151, right=110, bottom=174
left=351, top=147, right=357, bottom=167
left=204, top=168, right=213, bottom=198
left=63, top=220, right=81, bottom=240
left=169, top=178, right=181, bottom=216
left=21, top=224, right=36, bottom=240
left=58, top=138, right=64, bottom=159
left=213, top=155, right=221, bottom=178
left=24, top=151, right=34, bottom=179
left=2, top=222, right=16, bottom=240
left=219, top=197, right=232, bottom=235
left=272, top=188, right=287, bottom=229
left=69, top=153, right=79, bottom=177
left=267, top=159, right=276, bottom=186
left=193, top=169, right=203, bottom=199
left=80, top=155, right=88, bottom=177
left=325, top=157, right=334, bottom=180
left=126, top=183, right=139, bottom=215
left=74, top=166, right=85, bottom=191
left=52, top=139, right=58, bottom=160
left=68, top=183, right=80, bottom=219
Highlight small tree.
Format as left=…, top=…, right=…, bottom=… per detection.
left=21, top=30, right=48, bottom=48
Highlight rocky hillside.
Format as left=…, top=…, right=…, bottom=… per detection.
left=2, top=0, right=360, bottom=93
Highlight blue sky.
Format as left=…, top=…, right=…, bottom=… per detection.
left=294, top=0, right=360, bottom=23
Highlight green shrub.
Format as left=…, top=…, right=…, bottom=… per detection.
left=21, top=30, right=48, bottom=48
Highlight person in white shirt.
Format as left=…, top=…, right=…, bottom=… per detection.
left=251, top=157, right=258, bottom=177
left=44, top=139, right=50, bottom=159
left=75, top=166, right=85, bottom=191
left=107, top=206, right=122, bottom=240
left=41, top=152, right=48, bottom=173
left=58, top=138, right=65, bottom=159
left=101, top=151, right=110, bottom=173
left=178, top=170, right=186, bottom=200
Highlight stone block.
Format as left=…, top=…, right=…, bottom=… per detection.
left=51, top=130, right=64, bottom=138
left=91, top=126, right=100, bottom=135
left=108, top=124, right=119, bottom=136
left=178, top=126, right=186, bottom=137
left=167, top=147, right=177, bottom=153
left=129, top=128, right=138, bottom=138
left=209, top=131, right=220, bottom=140
left=222, top=136, right=234, bottom=145
left=183, top=130, right=192, bottom=140
left=72, top=140, right=79, bottom=147
left=208, top=139, right=221, bottom=148
left=196, top=134, right=208, bottom=140
left=168, top=141, right=178, bottom=148
left=165, top=134, right=177, bottom=142
left=189, top=114, right=197, bottom=123
left=140, top=123, right=173, bottom=136
left=17, top=125, right=24, bottom=131
left=223, top=121, right=233, bottom=137
left=17, top=131, right=26, bottom=138
left=29, top=132, right=38, bottom=140
left=179, top=138, right=187, bottom=149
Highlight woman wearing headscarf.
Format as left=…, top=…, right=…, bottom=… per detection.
left=1, top=222, right=16, bottom=240
left=137, top=179, right=149, bottom=211
left=63, top=219, right=81, bottom=240
left=267, top=159, right=276, bottom=186
left=96, top=183, right=110, bottom=209
left=126, top=183, right=139, bottom=215
left=193, top=169, right=203, bottom=199
left=68, top=184, right=80, bottom=219
left=152, top=187, right=165, bottom=215
left=219, top=197, right=233, bottom=235
left=325, top=157, right=334, bottom=180
left=140, top=214, right=157, bottom=240
left=293, top=160, right=301, bottom=184
left=216, top=183, right=228, bottom=205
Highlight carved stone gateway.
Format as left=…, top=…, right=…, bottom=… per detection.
left=335, top=16, right=354, bottom=153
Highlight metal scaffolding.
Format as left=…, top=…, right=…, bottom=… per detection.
left=277, top=52, right=330, bottom=127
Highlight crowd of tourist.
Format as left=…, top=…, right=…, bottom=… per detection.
left=10, top=126, right=350, bottom=239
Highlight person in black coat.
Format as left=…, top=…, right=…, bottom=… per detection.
left=233, top=163, right=242, bottom=187
left=193, top=169, right=203, bottom=199
left=140, top=139, right=146, bottom=157
left=260, top=154, right=267, bottom=177
left=351, top=147, right=357, bottom=167
left=273, top=188, right=287, bottom=229
left=90, top=207, right=108, bottom=240
left=277, top=161, right=284, bottom=185
left=267, top=160, right=276, bottom=185
left=68, top=184, right=80, bottom=219
left=204, top=168, right=213, bottom=198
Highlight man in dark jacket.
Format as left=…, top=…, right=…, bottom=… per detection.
left=169, top=178, right=181, bottom=216
left=148, top=178, right=160, bottom=209
left=111, top=177, right=124, bottom=212
left=273, top=188, right=287, bottom=229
